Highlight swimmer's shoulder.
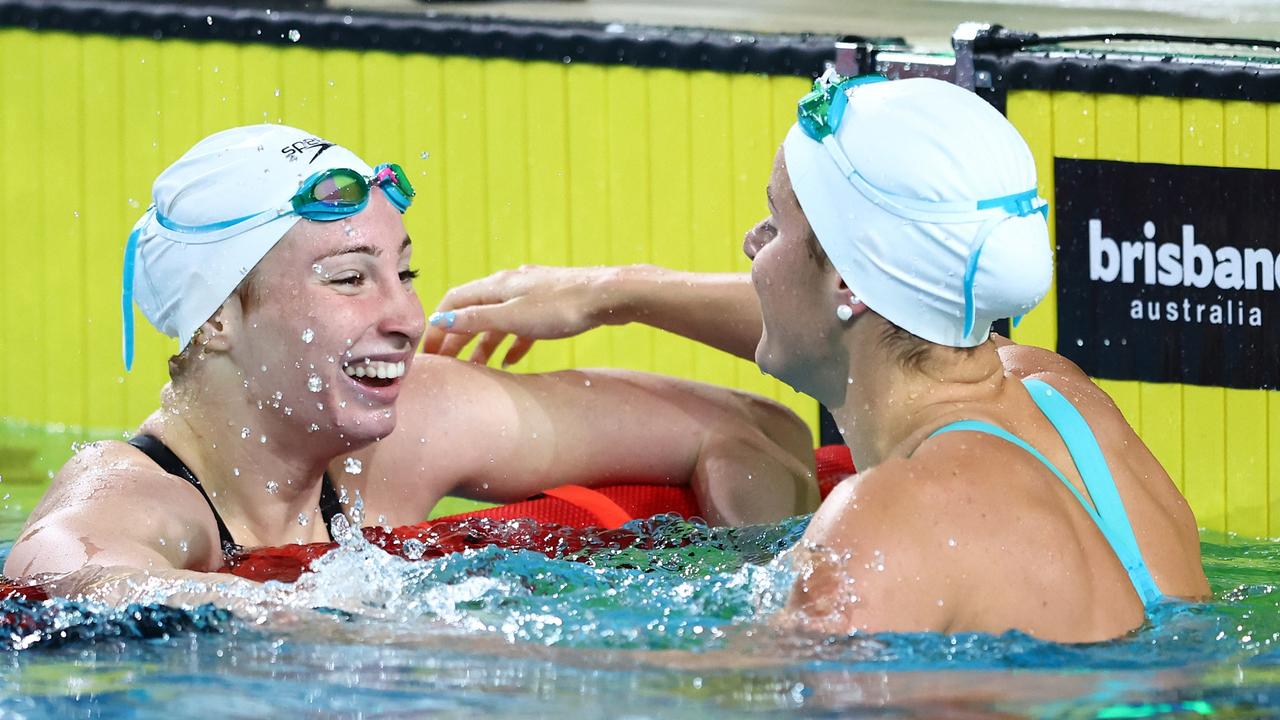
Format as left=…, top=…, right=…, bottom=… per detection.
left=8, top=440, right=223, bottom=576
left=994, top=335, right=1122, bottom=415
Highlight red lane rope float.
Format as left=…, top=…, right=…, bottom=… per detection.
left=1, top=446, right=857, bottom=594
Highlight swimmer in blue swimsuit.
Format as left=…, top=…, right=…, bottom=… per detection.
left=425, top=75, right=1210, bottom=641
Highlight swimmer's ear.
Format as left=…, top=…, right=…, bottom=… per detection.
left=834, top=278, right=871, bottom=319
left=198, top=295, right=244, bottom=354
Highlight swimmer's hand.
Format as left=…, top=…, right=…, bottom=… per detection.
left=423, top=265, right=627, bottom=366
left=424, top=264, right=762, bottom=365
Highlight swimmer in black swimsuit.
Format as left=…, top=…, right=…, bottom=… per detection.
left=4, top=124, right=817, bottom=602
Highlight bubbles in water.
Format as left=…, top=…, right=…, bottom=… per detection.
left=301, top=328, right=315, bottom=344
left=287, top=29, right=301, bottom=42
left=308, top=374, right=323, bottom=392
left=265, top=480, right=279, bottom=495
left=344, top=457, right=363, bottom=475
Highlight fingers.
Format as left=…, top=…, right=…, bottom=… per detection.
left=502, top=336, right=536, bottom=367
left=468, top=331, right=508, bottom=365
left=436, top=330, right=474, bottom=359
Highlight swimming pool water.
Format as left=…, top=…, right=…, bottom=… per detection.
left=0, top=505, right=1276, bottom=718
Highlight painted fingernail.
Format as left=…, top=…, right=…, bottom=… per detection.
left=428, top=311, right=456, bottom=328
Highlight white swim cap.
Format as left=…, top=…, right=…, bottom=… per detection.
left=782, top=75, right=1052, bottom=348
left=122, top=124, right=375, bottom=369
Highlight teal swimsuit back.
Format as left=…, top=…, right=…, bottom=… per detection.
left=927, top=377, right=1163, bottom=608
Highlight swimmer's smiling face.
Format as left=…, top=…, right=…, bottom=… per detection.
left=224, top=187, right=425, bottom=449
left=744, top=147, right=854, bottom=406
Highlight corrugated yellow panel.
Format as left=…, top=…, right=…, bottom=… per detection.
left=1005, top=91, right=1055, bottom=351
left=522, top=61, right=573, bottom=372
left=564, top=63, right=612, bottom=368
left=359, top=52, right=404, bottom=188
left=479, top=58, right=531, bottom=369
left=646, top=68, right=694, bottom=381
left=42, top=34, right=87, bottom=431
left=4, top=31, right=46, bottom=425
left=1092, top=93, right=1142, bottom=429
left=1221, top=100, right=1270, bottom=538
left=728, top=74, right=785, bottom=405
left=120, top=37, right=166, bottom=427
left=1135, top=95, right=1185, bottom=494
left=688, top=70, right=736, bottom=386
left=1179, top=98, right=1227, bottom=533
left=605, top=65, right=654, bottom=369
left=0, top=30, right=22, bottom=422
left=321, top=49, right=363, bottom=151
left=200, top=43, right=242, bottom=137
left=83, top=34, right=129, bottom=432
left=240, top=44, right=282, bottom=124
left=0, top=32, right=7, bottom=421
left=440, top=56, right=489, bottom=296
left=399, top=55, right=448, bottom=324
left=278, top=46, right=323, bottom=137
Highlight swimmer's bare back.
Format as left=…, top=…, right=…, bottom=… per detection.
left=784, top=337, right=1209, bottom=643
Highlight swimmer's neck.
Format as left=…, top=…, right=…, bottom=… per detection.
left=829, top=323, right=1008, bottom=469
left=146, top=381, right=341, bottom=545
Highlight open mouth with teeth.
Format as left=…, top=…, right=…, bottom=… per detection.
left=342, top=359, right=407, bottom=388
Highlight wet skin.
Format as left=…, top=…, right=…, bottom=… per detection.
left=4, top=188, right=818, bottom=600
left=750, top=148, right=1209, bottom=642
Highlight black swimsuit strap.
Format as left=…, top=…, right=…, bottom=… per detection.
left=128, top=434, right=344, bottom=558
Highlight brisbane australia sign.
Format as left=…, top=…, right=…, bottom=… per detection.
left=1054, top=158, right=1280, bottom=390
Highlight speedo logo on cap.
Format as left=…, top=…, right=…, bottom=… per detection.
left=280, top=137, right=336, bottom=164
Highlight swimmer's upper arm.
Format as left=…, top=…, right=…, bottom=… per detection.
left=385, top=355, right=814, bottom=515
left=4, top=460, right=221, bottom=579
left=778, top=460, right=958, bottom=635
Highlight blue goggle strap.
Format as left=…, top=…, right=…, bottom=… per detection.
left=121, top=220, right=143, bottom=371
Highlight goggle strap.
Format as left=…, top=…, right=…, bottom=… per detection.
left=121, top=223, right=143, bottom=371
left=962, top=216, right=1006, bottom=338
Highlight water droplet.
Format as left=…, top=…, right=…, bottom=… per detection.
left=402, top=538, right=426, bottom=560
left=127, top=198, right=140, bottom=209
left=308, top=423, right=320, bottom=433
left=179, top=540, right=189, bottom=552
left=344, top=457, right=363, bottom=475
left=287, top=29, right=301, bottom=42
left=259, top=434, right=268, bottom=444
left=308, top=374, right=323, bottom=392
left=274, top=88, right=281, bottom=97
left=301, top=328, right=315, bottom=344
left=206, top=15, right=213, bottom=25
left=265, top=480, right=279, bottom=495
left=240, top=427, right=251, bottom=439
left=420, top=151, right=430, bottom=160
left=233, top=467, right=241, bottom=477
left=947, top=538, right=957, bottom=547
left=297, top=512, right=309, bottom=526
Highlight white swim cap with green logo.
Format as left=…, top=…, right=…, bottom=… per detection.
left=122, top=124, right=374, bottom=369
left=782, top=75, right=1052, bottom=348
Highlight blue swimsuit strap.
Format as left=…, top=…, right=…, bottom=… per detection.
left=927, top=379, right=1162, bottom=607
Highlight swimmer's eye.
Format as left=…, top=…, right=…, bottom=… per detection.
left=329, top=272, right=364, bottom=286
left=400, top=268, right=419, bottom=283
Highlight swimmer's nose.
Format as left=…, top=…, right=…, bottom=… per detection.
left=743, top=221, right=768, bottom=260
left=380, top=281, right=427, bottom=348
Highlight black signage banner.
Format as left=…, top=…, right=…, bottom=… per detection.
left=1054, top=158, right=1280, bottom=390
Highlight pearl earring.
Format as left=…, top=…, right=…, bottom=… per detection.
left=836, top=304, right=854, bottom=322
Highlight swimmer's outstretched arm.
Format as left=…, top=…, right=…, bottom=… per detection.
left=422, top=265, right=762, bottom=365
left=359, top=355, right=819, bottom=526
